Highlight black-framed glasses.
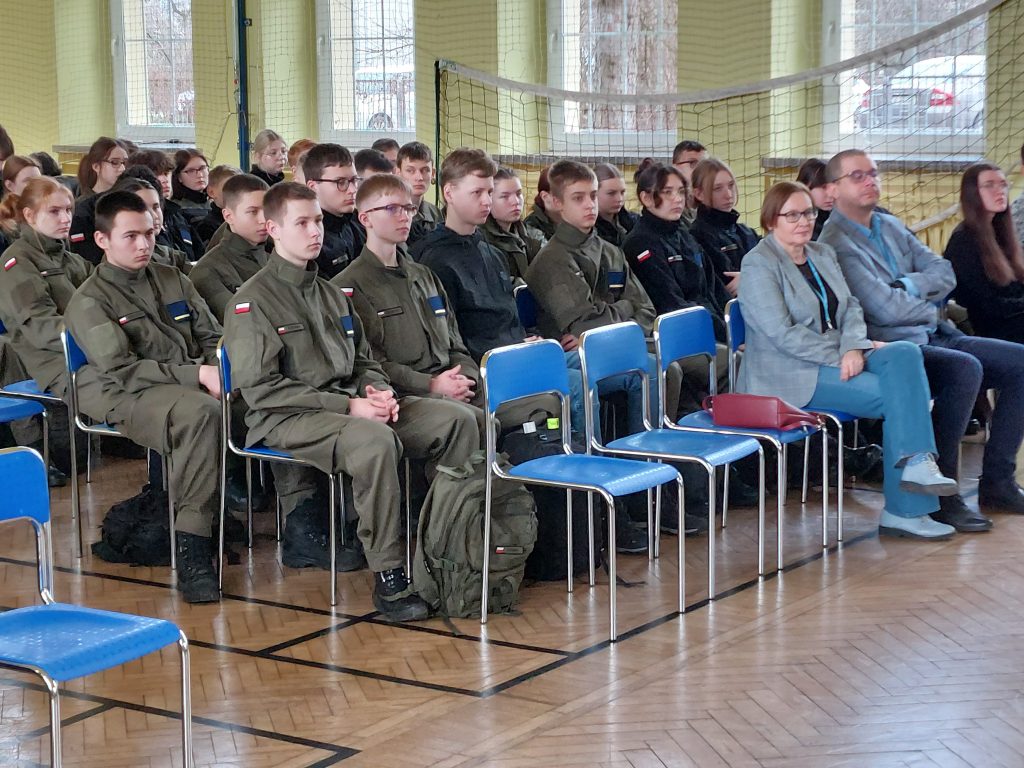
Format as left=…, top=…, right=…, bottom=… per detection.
left=836, top=168, right=880, bottom=183
left=181, top=165, right=209, bottom=176
left=103, top=158, right=127, bottom=169
left=778, top=208, right=818, bottom=223
left=362, top=203, right=418, bottom=217
left=311, top=176, right=361, bottom=190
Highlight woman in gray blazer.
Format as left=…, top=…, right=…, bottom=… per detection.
left=738, top=182, right=958, bottom=541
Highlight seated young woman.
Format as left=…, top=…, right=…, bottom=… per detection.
left=945, top=162, right=1024, bottom=345
left=738, top=181, right=976, bottom=541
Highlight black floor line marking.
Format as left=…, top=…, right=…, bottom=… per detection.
left=10, top=702, right=115, bottom=741
left=259, top=617, right=370, bottom=655
left=0, top=675, right=359, bottom=759
left=359, top=614, right=572, bottom=657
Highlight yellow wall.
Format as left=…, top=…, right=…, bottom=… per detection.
left=191, top=1, right=239, bottom=167
left=0, top=0, right=60, bottom=156
left=54, top=0, right=115, bottom=144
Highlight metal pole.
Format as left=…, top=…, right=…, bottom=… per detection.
left=433, top=60, right=442, bottom=208
left=235, top=0, right=252, bottom=169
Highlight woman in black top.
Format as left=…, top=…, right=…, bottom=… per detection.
left=170, top=148, right=211, bottom=222
left=689, top=158, right=760, bottom=298
left=796, top=158, right=834, bottom=241
left=249, top=129, right=287, bottom=186
left=945, top=162, right=1024, bottom=343
left=621, top=160, right=728, bottom=341
left=594, top=162, right=639, bottom=248
left=523, top=165, right=559, bottom=242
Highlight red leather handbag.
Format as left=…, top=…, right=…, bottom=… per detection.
left=702, top=394, right=822, bottom=431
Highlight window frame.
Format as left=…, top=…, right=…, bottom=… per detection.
left=110, top=0, right=197, bottom=143
left=314, top=0, right=416, bottom=148
left=545, top=0, right=679, bottom=156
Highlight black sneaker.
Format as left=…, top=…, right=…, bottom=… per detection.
left=282, top=502, right=366, bottom=572
left=176, top=532, right=220, bottom=604
left=47, top=464, right=68, bottom=488
left=615, top=516, right=648, bottom=554
left=373, top=568, right=430, bottom=622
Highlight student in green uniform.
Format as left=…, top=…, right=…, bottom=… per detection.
left=480, top=167, right=543, bottom=283
left=223, top=182, right=478, bottom=621
left=335, top=174, right=480, bottom=410
left=189, top=174, right=270, bottom=323
left=397, top=142, right=442, bottom=245
left=64, top=191, right=224, bottom=603
left=196, top=164, right=241, bottom=246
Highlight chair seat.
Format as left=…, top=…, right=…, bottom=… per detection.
left=508, top=453, right=679, bottom=497
left=812, top=408, right=856, bottom=422
left=0, top=395, right=44, bottom=421
left=608, top=427, right=761, bottom=466
left=679, top=410, right=818, bottom=446
left=0, top=603, right=181, bottom=683
left=2, top=379, right=59, bottom=401
left=242, top=443, right=293, bottom=459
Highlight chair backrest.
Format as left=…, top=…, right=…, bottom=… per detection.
left=725, top=299, right=745, bottom=352
left=654, top=306, right=717, bottom=370
left=0, top=317, right=6, bottom=334
left=481, top=339, right=570, bottom=416
left=578, top=322, right=652, bottom=444
left=0, top=447, right=50, bottom=526
left=217, top=340, right=233, bottom=393
left=513, top=284, right=538, bottom=330
left=61, top=328, right=88, bottom=374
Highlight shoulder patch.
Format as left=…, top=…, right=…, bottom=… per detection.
left=70, top=233, right=85, bottom=243
left=636, top=250, right=652, bottom=263
left=340, top=286, right=354, bottom=297
left=3, top=257, right=16, bottom=271
left=234, top=302, right=251, bottom=314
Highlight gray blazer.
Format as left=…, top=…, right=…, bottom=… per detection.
left=737, top=235, right=874, bottom=406
left=820, top=208, right=956, bottom=344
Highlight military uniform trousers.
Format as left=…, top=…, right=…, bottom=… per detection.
left=262, top=396, right=479, bottom=572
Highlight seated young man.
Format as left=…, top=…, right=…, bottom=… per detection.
left=113, top=175, right=191, bottom=274
left=335, top=175, right=481, bottom=412
left=821, top=148, right=1024, bottom=530
left=223, top=182, right=478, bottom=621
left=397, top=142, right=442, bottom=245
left=480, top=167, right=544, bottom=282
left=371, top=138, right=400, bottom=166
left=189, top=174, right=270, bottom=323
left=301, top=143, right=365, bottom=278
left=196, top=164, right=240, bottom=246
left=64, top=191, right=224, bottom=603
left=354, top=148, right=396, bottom=182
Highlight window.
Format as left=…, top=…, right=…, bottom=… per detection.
left=547, top=0, right=678, bottom=153
left=316, top=0, right=415, bottom=146
left=111, top=0, right=195, bottom=142
left=821, top=0, right=986, bottom=158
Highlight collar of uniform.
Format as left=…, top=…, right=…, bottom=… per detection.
left=98, top=258, right=150, bottom=285
left=354, top=245, right=407, bottom=275
left=323, top=209, right=354, bottom=233
left=222, top=229, right=266, bottom=260
left=176, top=186, right=208, bottom=206
left=481, top=216, right=519, bottom=249
left=25, top=228, right=67, bottom=259
left=269, top=251, right=319, bottom=287
left=639, top=206, right=681, bottom=237
left=552, top=220, right=594, bottom=249
left=697, top=205, right=741, bottom=229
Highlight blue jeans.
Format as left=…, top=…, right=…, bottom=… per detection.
left=564, top=351, right=655, bottom=436
left=923, top=328, right=1024, bottom=485
left=804, top=341, right=937, bottom=518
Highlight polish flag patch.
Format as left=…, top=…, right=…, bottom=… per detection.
left=340, top=287, right=354, bottom=297
left=637, top=249, right=652, bottom=263
left=234, top=302, right=251, bottom=314
left=70, top=233, right=85, bottom=243
left=3, top=257, right=16, bottom=271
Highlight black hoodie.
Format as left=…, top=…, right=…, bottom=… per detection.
left=690, top=204, right=760, bottom=279
left=316, top=209, right=366, bottom=279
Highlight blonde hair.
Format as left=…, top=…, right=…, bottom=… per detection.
left=252, top=129, right=285, bottom=156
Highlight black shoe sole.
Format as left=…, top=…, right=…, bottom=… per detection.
left=930, top=514, right=993, bottom=533
left=372, top=597, right=430, bottom=622
left=178, top=583, right=220, bottom=603
left=878, top=525, right=954, bottom=541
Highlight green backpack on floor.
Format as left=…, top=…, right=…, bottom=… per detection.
left=413, top=451, right=537, bottom=618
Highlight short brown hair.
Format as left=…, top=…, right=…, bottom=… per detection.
left=222, top=173, right=270, bottom=209
left=440, top=147, right=497, bottom=188
left=691, top=158, right=734, bottom=208
left=288, top=138, right=317, bottom=169
left=796, top=158, right=828, bottom=190
left=372, top=138, right=401, bottom=154
left=208, top=164, right=241, bottom=189
left=355, top=174, right=412, bottom=210
left=760, top=181, right=813, bottom=232
left=397, top=141, right=433, bottom=168
left=301, top=143, right=354, bottom=183
left=95, top=190, right=150, bottom=235
left=825, top=149, right=868, bottom=183
left=263, top=181, right=318, bottom=224
left=129, top=148, right=174, bottom=176
left=547, top=160, right=597, bottom=200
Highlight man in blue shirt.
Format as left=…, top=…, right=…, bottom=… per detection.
left=821, top=149, right=1024, bottom=532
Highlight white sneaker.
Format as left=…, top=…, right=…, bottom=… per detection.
left=900, top=453, right=959, bottom=496
left=879, top=509, right=955, bottom=540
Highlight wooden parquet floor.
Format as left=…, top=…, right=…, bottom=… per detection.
left=2, top=442, right=1023, bottom=766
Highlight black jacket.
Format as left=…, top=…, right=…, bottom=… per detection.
left=249, top=166, right=284, bottom=187
left=414, top=226, right=526, bottom=361
left=171, top=186, right=210, bottom=224
left=690, top=205, right=761, bottom=279
left=195, top=203, right=224, bottom=245
left=621, top=209, right=728, bottom=341
left=162, top=200, right=206, bottom=262
left=69, top=194, right=102, bottom=265
left=595, top=208, right=640, bottom=249
left=945, top=222, right=1024, bottom=343
left=315, top=210, right=366, bottom=279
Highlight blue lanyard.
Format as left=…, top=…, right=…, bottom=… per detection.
left=804, top=255, right=834, bottom=330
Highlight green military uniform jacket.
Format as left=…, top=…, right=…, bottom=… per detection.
left=188, top=230, right=269, bottom=323
left=222, top=252, right=390, bottom=448
left=415, top=199, right=442, bottom=230
left=480, top=216, right=544, bottom=282
left=0, top=229, right=93, bottom=396
left=63, top=259, right=222, bottom=447
left=333, top=246, right=477, bottom=397
left=152, top=242, right=192, bottom=274
left=525, top=221, right=656, bottom=339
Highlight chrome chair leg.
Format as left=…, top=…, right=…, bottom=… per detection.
left=721, top=463, right=730, bottom=528
left=565, top=489, right=574, bottom=594
left=44, top=673, right=61, bottom=768
left=68, top=407, right=83, bottom=559
left=757, top=447, right=766, bottom=577
left=164, top=455, right=176, bottom=571
left=676, top=478, right=686, bottom=614
left=329, top=475, right=338, bottom=607
left=245, top=458, right=253, bottom=550
left=801, top=436, right=811, bottom=504
left=85, top=433, right=93, bottom=484
left=707, top=466, right=716, bottom=600
left=647, top=486, right=655, bottom=562
left=586, top=491, right=596, bottom=587
left=605, top=492, right=617, bottom=642
left=179, top=634, right=194, bottom=768
left=404, top=459, right=412, bottom=577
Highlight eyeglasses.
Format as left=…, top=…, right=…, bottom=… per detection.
left=836, top=168, right=880, bottom=183
left=311, top=176, right=361, bottom=190
left=362, top=203, right=418, bottom=217
left=777, top=208, right=818, bottom=223
left=103, top=159, right=127, bottom=169
left=980, top=180, right=1010, bottom=191
left=182, top=165, right=209, bottom=176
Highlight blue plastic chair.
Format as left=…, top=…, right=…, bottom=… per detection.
left=513, top=284, right=538, bottom=331
left=579, top=321, right=765, bottom=603
left=0, top=447, right=193, bottom=767
left=62, top=328, right=178, bottom=568
left=481, top=338, right=682, bottom=642
left=725, top=299, right=858, bottom=548
left=657, top=306, right=826, bottom=572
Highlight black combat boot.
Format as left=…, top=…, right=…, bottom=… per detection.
left=281, top=499, right=365, bottom=572
left=176, top=532, right=220, bottom=604
left=373, top=568, right=430, bottom=622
